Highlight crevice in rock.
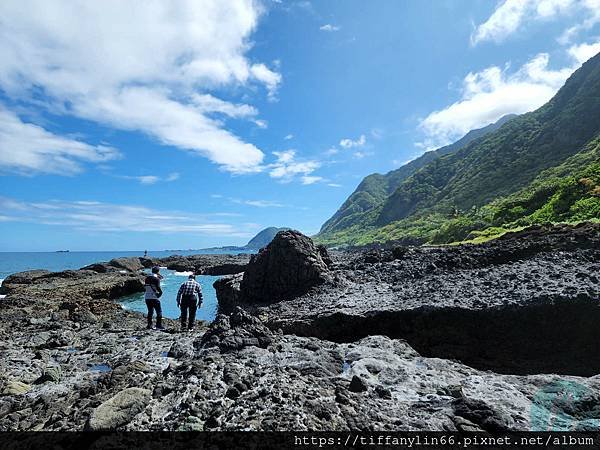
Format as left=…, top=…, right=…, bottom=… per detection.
left=273, top=297, right=600, bottom=376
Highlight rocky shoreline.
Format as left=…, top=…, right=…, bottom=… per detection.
left=1, top=224, right=600, bottom=431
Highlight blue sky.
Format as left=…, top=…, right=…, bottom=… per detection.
left=0, top=0, right=599, bottom=251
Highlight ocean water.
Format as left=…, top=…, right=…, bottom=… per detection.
left=119, top=269, right=222, bottom=322
left=0, top=249, right=253, bottom=321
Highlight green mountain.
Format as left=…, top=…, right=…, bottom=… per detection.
left=320, top=114, right=516, bottom=235
left=246, top=227, right=290, bottom=249
left=317, top=51, right=600, bottom=247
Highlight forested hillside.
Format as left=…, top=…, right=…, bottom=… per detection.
left=317, top=52, right=600, bottom=247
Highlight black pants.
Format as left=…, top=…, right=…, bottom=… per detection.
left=180, top=296, right=197, bottom=330
left=145, top=298, right=162, bottom=328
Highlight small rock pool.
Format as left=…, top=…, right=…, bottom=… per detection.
left=118, top=269, right=221, bottom=322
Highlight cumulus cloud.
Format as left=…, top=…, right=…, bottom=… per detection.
left=0, top=1, right=279, bottom=174
left=339, top=134, right=366, bottom=148
left=472, top=0, right=599, bottom=45
left=320, top=24, right=340, bottom=32
left=418, top=46, right=598, bottom=149
left=0, top=196, right=256, bottom=236
left=0, top=107, right=119, bottom=175
left=269, top=150, right=321, bottom=183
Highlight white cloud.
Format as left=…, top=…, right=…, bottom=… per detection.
left=320, top=24, right=340, bottom=32
left=250, top=63, right=282, bottom=101
left=136, top=176, right=160, bottom=185
left=568, top=41, right=600, bottom=63
left=339, top=134, right=366, bottom=148
left=0, top=1, right=280, bottom=174
left=269, top=150, right=321, bottom=183
left=254, top=119, right=268, bottom=129
left=284, top=134, right=294, bottom=140
left=472, top=0, right=599, bottom=45
left=327, top=183, right=342, bottom=188
left=0, top=196, right=256, bottom=236
left=120, top=172, right=180, bottom=185
left=0, top=107, right=119, bottom=175
left=353, top=151, right=373, bottom=159
left=301, top=175, right=323, bottom=185
left=243, top=199, right=285, bottom=207
left=418, top=47, right=596, bottom=149
left=165, top=172, right=180, bottom=182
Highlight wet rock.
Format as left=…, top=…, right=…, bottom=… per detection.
left=85, top=387, right=151, bottom=431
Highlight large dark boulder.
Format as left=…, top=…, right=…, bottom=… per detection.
left=213, top=274, right=243, bottom=314
left=240, top=230, right=332, bottom=303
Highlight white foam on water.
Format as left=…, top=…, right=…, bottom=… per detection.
left=174, top=271, right=194, bottom=276
left=0, top=295, right=6, bottom=299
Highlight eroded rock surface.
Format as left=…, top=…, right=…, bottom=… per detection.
left=1, top=223, right=599, bottom=431
left=249, top=223, right=600, bottom=376
left=148, top=254, right=250, bottom=275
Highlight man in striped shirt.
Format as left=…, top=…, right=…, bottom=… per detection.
left=176, top=274, right=203, bottom=331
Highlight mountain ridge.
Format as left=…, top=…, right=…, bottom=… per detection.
left=320, top=114, right=517, bottom=235
left=317, top=51, right=600, bottom=247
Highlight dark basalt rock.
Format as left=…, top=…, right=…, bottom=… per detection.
left=108, top=257, right=144, bottom=273
left=196, top=307, right=274, bottom=353
left=261, top=222, right=600, bottom=376
left=239, top=230, right=333, bottom=303
left=149, top=254, right=250, bottom=275
left=202, top=263, right=247, bottom=276
left=0, top=223, right=599, bottom=432
left=213, top=274, right=243, bottom=314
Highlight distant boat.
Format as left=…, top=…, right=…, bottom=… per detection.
left=55, top=250, right=70, bottom=253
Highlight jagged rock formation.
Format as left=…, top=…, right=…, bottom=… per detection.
left=240, top=230, right=333, bottom=302
left=259, top=223, right=600, bottom=376
left=214, top=230, right=334, bottom=312
left=1, top=226, right=599, bottom=431
left=0, top=269, right=144, bottom=314
left=146, top=254, right=250, bottom=275
left=81, top=257, right=144, bottom=274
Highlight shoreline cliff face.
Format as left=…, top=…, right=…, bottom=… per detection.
left=1, top=225, right=600, bottom=431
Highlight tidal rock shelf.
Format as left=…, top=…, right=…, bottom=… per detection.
left=219, top=224, right=600, bottom=376
left=1, top=225, right=599, bottom=431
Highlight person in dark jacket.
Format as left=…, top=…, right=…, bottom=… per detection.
left=176, top=274, right=202, bottom=331
left=144, top=266, right=163, bottom=329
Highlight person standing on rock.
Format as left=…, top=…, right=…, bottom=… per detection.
left=176, top=274, right=203, bottom=331
left=144, top=266, right=164, bottom=330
